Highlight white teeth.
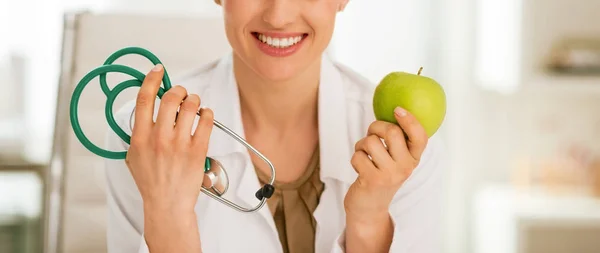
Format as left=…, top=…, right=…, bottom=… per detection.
left=257, top=33, right=304, bottom=48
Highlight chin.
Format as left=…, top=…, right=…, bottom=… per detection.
left=252, top=59, right=306, bottom=82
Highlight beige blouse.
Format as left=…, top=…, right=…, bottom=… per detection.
left=254, top=147, right=324, bottom=253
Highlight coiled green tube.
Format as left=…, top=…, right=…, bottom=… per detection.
left=69, top=47, right=210, bottom=172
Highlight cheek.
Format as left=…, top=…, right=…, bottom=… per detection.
left=222, top=3, right=255, bottom=50
left=308, top=13, right=337, bottom=50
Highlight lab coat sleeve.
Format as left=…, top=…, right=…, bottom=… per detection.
left=104, top=100, right=150, bottom=253
left=330, top=135, right=446, bottom=253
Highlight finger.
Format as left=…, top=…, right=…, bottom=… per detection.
left=354, top=135, right=395, bottom=170
left=175, top=94, right=201, bottom=139
left=192, top=107, right=215, bottom=155
left=133, top=64, right=164, bottom=136
left=350, top=150, right=377, bottom=177
left=155, top=85, right=188, bottom=133
left=367, top=121, right=410, bottom=162
left=394, top=107, right=428, bottom=160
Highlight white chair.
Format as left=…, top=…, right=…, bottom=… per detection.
left=45, top=11, right=232, bottom=253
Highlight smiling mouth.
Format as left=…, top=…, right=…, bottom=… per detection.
left=251, top=32, right=308, bottom=49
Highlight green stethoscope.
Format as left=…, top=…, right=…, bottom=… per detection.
left=69, top=47, right=275, bottom=213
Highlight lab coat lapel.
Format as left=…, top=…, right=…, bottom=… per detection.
left=316, top=55, right=358, bottom=184
left=314, top=55, right=359, bottom=253
left=202, top=54, right=281, bottom=247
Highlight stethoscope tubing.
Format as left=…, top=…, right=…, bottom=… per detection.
left=69, top=46, right=275, bottom=213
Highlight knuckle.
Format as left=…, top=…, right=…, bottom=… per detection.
left=401, top=173, right=411, bottom=182
left=172, top=85, right=188, bottom=96
left=200, top=108, right=214, bottom=122
left=163, top=86, right=188, bottom=104
left=365, top=135, right=381, bottom=148
left=350, top=152, right=360, bottom=167
left=401, top=163, right=415, bottom=177
left=386, top=125, right=402, bottom=138
left=386, top=175, right=398, bottom=185
left=175, top=140, right=192, bottom=153
left=162, top=92, right=182, bottom=105
left=388, top=169, right=407, bottom=184
left=368, top=121, right=382, bottom=133
left=374, top=176, right=392, bottom=187
left=180, top=105, right=196, bottom=113
left=154, top=132, right=173, bottom=148
left=421, top=129, right=429, bottom=140
left=152, top=143, right=163, bottom=154
left=154, top=139, right=171, bottom=153
left=368, top=121, right=378, bottom=131
left=180, top=101, right=199, bottom=113
left=420, top=135, right=429, bottom=145
left=391, top=175, right=405, bottom=186
left=136, top=92, right=153, bottom=106
left=354, top=139, right=362, bottom=151
left=124, top=155, right=136, bottom=169
left=124, top=155, right=132, bottom=166
left=187, top=94, right=201, bottom=105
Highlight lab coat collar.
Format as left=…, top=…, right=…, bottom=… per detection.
left=201, top=53, right=357, bottom=230
left=316, top=54, right=358, bottom=185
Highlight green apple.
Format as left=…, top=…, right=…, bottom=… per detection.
left=373, top=67, right=446, bottom=138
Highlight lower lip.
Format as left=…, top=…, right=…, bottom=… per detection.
left=253, top=34, right=307, bottom=57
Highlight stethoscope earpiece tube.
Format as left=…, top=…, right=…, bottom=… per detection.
left=69, top=46, right=276, bottom=213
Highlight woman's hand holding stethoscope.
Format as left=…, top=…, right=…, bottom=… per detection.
left=125, top=64, right=212, bottom=252
left=126, top=63, right=214, bottom=212
left=344, top=107, right=429, bottom=251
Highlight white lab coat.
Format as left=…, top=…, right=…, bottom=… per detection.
left=104, top=53, right=446, bottom=253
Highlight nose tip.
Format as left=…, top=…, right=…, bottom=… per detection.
left=262, top=1, right=297, bottom=28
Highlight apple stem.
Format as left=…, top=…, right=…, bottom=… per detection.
left=418, top=67, right=423, bottom=76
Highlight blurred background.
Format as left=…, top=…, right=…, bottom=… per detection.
left=1, top=0, right=600, bottom=252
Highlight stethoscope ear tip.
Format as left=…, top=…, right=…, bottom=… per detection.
left=255, top=184, right=275, bottom=200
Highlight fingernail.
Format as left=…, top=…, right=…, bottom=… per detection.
left=394, top=107, right=407, bottom=117
left=152, top=64, right=163, bottom=72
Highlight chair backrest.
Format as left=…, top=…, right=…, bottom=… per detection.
left=45, top=11, right=232, bottom=253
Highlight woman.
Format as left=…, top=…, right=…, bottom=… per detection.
left=105, top=0, right=445, bottom=252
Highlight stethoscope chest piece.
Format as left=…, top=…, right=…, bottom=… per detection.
left=203, top=157, right=229, bottom=197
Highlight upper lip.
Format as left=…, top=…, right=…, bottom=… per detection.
left=253, top=31, right=307, bottom=38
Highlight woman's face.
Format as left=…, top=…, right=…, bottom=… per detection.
left=219, top=0, right=348, bottom=82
